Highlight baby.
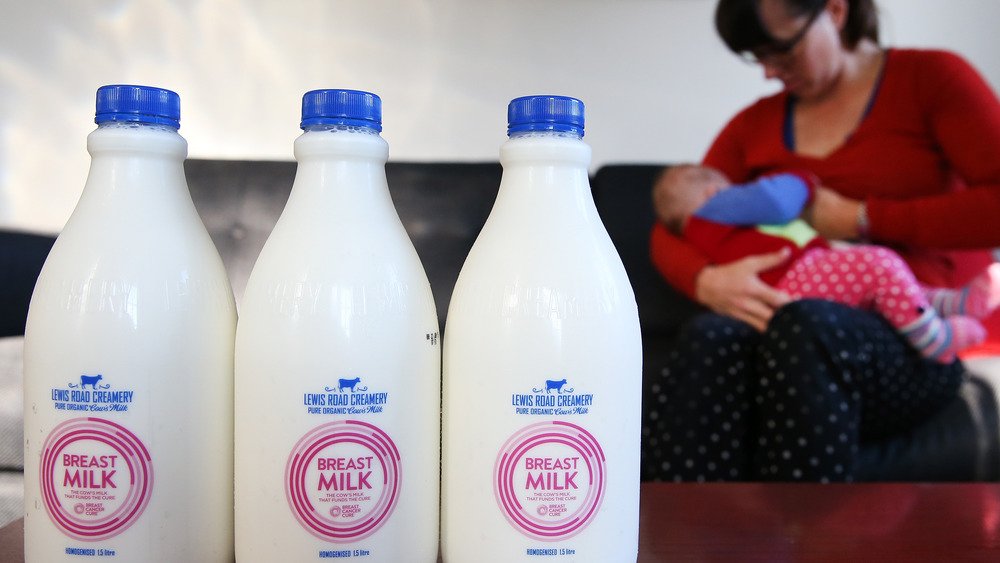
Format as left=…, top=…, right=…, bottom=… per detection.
left=658, top=164, right=996, bottom=363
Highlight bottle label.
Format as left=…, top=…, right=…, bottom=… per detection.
left=285, top=420, right=401, bottom=542
left=49, top=373, right=135, bottom=414
left=302, top=377, right=389, bottom=416
left=494, top=421, right=606, bottom=541
left=39, top=417, right=153, bottom=541
left=510, top=378, right=594, bottom=417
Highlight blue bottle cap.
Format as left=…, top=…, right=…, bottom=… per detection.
left=95, top=85, right=181, bottom=129
left=507, top=95, right=584, bottom=136
left=300, top=89, right=382, bottom=131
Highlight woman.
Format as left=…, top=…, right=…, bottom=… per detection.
left=645, top=0, right=1000, bottom=482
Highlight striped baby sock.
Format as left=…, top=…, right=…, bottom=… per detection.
left=899, top=309, right=987, bottom=363
left=925, top=270, right=998, bottom=319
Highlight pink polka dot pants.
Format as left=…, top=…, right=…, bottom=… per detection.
left=777, top=245, right=927, bottom=329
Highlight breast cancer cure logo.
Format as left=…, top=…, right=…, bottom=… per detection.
left=494, top=421, right=606, bottom=541
left=285, top=420, right=401, bottom=542
left=40, top=417, right=153, bottom=541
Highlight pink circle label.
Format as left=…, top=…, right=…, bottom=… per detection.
left=494, top=421, right=606, bottom=541
left=40, top=417, right=153, bottom=541
left=285, top=420, right=401, bottom=542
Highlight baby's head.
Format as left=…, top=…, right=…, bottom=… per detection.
left=655, top=164, right=730, bottom=233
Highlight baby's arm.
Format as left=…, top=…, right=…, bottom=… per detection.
left=694, top=173, right=813, bottom=226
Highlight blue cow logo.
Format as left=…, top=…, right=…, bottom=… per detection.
left=532, top=379, right=574, bottom=394
left=81, top=374, right=103, bottom=389
left=325, top=378, right=368, bottom=393
left=339, top=378, right=361, bottom=392
left=69, top=374, right=110, bottom=389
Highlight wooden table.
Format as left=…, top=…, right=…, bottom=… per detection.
left=639, top=482, right=1000, bottom=561
left=4, top=482, right=1000, bottom=561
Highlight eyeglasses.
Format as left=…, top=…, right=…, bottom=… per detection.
left=740, top=6, right=824, bottom=67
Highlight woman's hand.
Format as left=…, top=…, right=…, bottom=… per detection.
left=808, top=186, right=864, bottom=240
left=694, top=249, right=793, bottom=331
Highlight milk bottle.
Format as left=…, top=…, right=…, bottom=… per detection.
left=234, top=89, right=440, bottom=562
left=22, top=84, right=236, bottom=561
left=441, top=95, right=642, bottom=562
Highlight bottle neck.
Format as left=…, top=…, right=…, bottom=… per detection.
left=502, top=130, right=589, bottom=166
left=499, top=131, right=592, bottom=200
left=486, top=132, right=597, bottom=235
left=81, top=123, right=187, bottom=200
left=295, top=125, right=387, bottom=159
left=508, top=129, right=583, bottom=140
left=284, top=127, right=394, bottom=224
left=88, top=121, right=187, bottom=159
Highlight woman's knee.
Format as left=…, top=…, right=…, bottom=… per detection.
left=662, top=312, right=760, bottom=397
left=678, top=312, right=756, bottom=346
left=758, top=300, right=850, bottom=385
left=766, top=299, right=851, bottom=341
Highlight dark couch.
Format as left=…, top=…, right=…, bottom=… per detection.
left=1, top=160, right=997, bottom=522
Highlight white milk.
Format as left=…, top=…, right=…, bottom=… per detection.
left=22, top=85, right=236, bottom=562
left=234, top=90, right=440, bottom=562
left=441, top=96, right=642, bottom=562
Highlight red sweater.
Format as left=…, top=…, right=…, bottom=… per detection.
left=652, top=48, right=1000, bottom=297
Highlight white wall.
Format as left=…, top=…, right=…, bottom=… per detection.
left=1, top=0, right=998, bottom=233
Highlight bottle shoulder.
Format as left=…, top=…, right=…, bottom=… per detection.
left=27, top=237, right=235, bottom=330
left=239, top=240, right=436, bottom=326
left=248, top=236, right=425, bottom=284
left=451, top=212, right=635, bottom=307
left=38, top=220, right=228, bottom=285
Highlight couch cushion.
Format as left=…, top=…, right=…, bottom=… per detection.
left=591, top=165, right=703, bottom=336
left=0, top=472, right=22, bottom=528
left=184, top=159, right=296, bottom=304
left=0, top=231, right=55, bottom=338
left=0, top=335, right=20, bottom=528
left=854, top=371, right=1000, bottom=481
left=0, top=337, right=22, bottom=470
left=387, top=162, right=502, bottom=331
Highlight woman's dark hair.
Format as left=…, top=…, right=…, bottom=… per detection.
left=715, top=0, right=879, bottom=54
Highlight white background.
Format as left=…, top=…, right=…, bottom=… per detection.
left=1, top=0, right=998, bottom=233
